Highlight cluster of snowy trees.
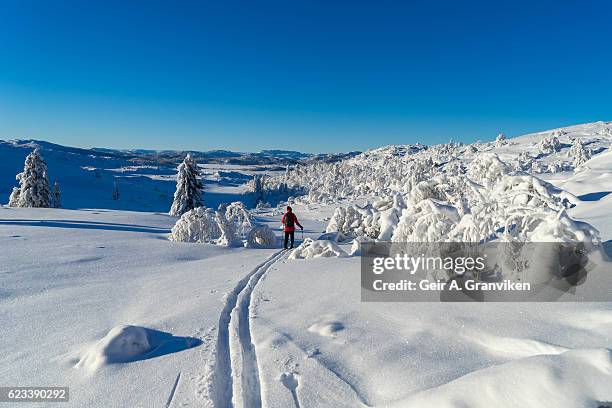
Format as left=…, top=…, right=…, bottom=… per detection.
left=166, top=154, right=273, bottom=247
left=7, top=148, right=61, bottom=208
left=251, top=132, right=603, bottom=247
left=168, top=200, right=274, bottom=248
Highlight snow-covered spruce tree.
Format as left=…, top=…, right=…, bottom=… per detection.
left=251, top=174, right=265, bottom=204
left=568, top=138, right=591, bottom=169
left=170, top=154, right=203, bottom=216
left=50, top=180, right=61, bottom=208
left=112, top=180, right=120, bottom=200
left=8, top=148, right=51, bottom=208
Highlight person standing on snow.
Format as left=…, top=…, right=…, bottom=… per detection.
left=282, top=206, right=303, bottom=249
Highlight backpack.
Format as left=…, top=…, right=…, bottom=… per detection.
left=285, top=213, right=295, bottom=228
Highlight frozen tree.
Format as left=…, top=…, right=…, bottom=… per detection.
left=225, top=201, right=253, bottom=236
left=8, top=148, right=51, bottom=208
left=169, top=207, right=221, bottom=243
left=50, top=180, right=61, bottom=208
left=112, top=180, right=120, bottom=200
left=538, top=136, right=561, bottom=154
left=170, top=154, right=203, bottom=216
left=215, top=211, right=238, bottom=247
left=467, top=153, right=511, bottom=188
left=495, top=132, right=506, bottom=147
left=568, top=138, right=591, bottom=169
left=251, top=174, right=265, bottom=204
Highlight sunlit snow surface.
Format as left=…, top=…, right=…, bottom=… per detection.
left=1, top=122, right=611, bottom=407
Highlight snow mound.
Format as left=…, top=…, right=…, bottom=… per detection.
left=169, top=207, right=221, bottom=243
left=308, top=320, right=345, bottom=337
left=392, top=349, right=612, bottom=408
left=349, top=235, right=374, bottom=256
left=317, top=231, right=346, bottom=242
left=288, top=238, right=348, bottom=259
left=76, top=325, right=151, bottom=372
left=246, top=225, right=277, bottom=248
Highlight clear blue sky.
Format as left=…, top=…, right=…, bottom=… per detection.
left=1, top=0, right=611, bottom=153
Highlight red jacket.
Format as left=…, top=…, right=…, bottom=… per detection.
left=282, top=212, right=302, bottom=232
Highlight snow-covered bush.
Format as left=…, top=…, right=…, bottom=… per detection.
left=538, top=136, right=561, bottom=154
left=225, top=201, right=253, bottom=236
left=169, top=207, right=221, bottom=243
left=568, top=138, right=591, bottom=169
left=246, top=225, right=277, bottom=248
left=215, top=211, right=238, bottom=247
left=495, top=133, right=506, bottom=147
left=170, top=154, right=203, bottom=216
left=502, top=209, right=600, bottom=246
left=492, top=174, right=576, bottom=211
left=288, top=238, right=348, bottom=259
left=8, top=148, right=51, bottom=208
left=467, top=153, right=511, bottom=187
left=392, top=199, right=461, bottom=242
left=326, top=203, right=380, bottom=238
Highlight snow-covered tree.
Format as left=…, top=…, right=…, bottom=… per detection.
left=495, top=132, right=506, bottom=147
left=538, top=136, right=561, bottom=154
left=8, top=148, right=51, bottom=208
left=169, top=207, right=220, bottom=243
left=568, top=138, right=591, bottom=169
left=225, top=201, right=253, bottom=236
left=215, top=211, right=237, bottom=246
left=251, top=174, right=265, bottom=204
left=170, top=154, right=203, bottom=216
left=112, top=180, right=120, bottom=201
left=50, top=180, right=61, bottom=208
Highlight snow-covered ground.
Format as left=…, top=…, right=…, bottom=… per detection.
left=1, top=122, right=611, bottom=407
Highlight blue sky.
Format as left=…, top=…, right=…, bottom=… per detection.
left=1, top=0, right=611, bottom=153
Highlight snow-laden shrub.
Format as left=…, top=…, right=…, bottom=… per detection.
left=515, top=152, right=535, bottom=172
left=169, top=207, right=221, bottom=243
left=492, top=174, right=577, bottom=211
left=568, top=138, right=591, bottom=169
left=288, top=238, right=348, bottom=259
left=506, top=209, right=600, bottom=245
left=495, top=132, right=506, bottom=147
left=170, top=154, right=203, bottom=216
left=377, top=193, right=406, bottom=240
left=215, top=211, right=238, bottom=247
left=392, top=199, right=461, bottom=242
left=8, top=148, right=51, bottom=208
left=538, top=136, right=561, bottom=154
left=326, top=203, right=380, bottom=238
left=225, top=201, right=253, bottom=236
left=246, top=225, right=277, bottom=248
left=467, top=153, right=511, bottom=187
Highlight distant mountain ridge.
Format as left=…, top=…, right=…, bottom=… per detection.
left=3, top=139, right=359, bottom=165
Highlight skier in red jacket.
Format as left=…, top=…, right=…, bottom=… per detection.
left=282, top=206, right=303, bottom=249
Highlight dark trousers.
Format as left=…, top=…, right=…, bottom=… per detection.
left=284, top=231, right=295, bottom=249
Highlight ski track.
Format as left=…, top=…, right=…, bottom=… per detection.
left=212, top=250, right=286, bottom=408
